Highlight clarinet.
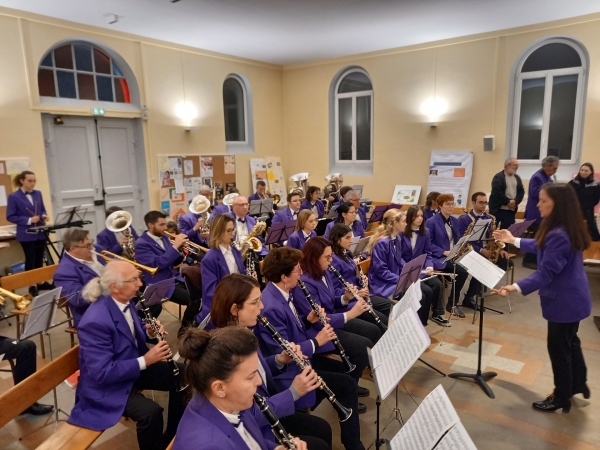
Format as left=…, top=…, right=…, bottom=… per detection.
left=256, top=314, right=352, bottom=422
left=136, top=292, right=189, bottom=392
left=254, top=393, right=297, bottom=449
left=296, top=280, right=356, bottom=373
left=327, top=265, right=388, bottom=331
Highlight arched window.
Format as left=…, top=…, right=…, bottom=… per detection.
left=509, top=38, right=588, bottom=168
left=223, top=74, right=254, bottom=154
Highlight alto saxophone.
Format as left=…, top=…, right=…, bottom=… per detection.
left=235, top=221, right=267, bottom=259
left=484, top=214, right=505, bottom=263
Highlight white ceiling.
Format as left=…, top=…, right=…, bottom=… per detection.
left=2, top=0, right=600, bottom=65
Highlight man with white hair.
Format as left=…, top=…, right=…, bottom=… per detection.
left=489, top=158, right=524, bottom=230
left=348, top=191, right=368, bottom=230
left=68, top=261, right=185, bottom=450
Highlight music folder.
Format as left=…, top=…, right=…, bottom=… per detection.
left=265, top=220, right=296, bottom=245
left=368, top=203, right=403, bottom=223
left=315, top=218, right=332, bottom=236
left=393, top=254, right=426, bottom=298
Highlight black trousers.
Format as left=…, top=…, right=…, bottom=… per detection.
left=423, top=277, right=444, bottom=316
left=547, top=321, right=588, bottom=402
left=493, top=209, right=517, bottom=230
left=20, top=240, right=46, bottom=272
left=332, top=327, right=371, bottom=382
left=122, top=361, right=186, bottom=450
left=442, top=262, right=477, bottom=309
left=168, top=282, right=197, bottom=326
left=280, top=410, right=332, bottom=450
left=0, top=336, right=36, bottom=385
left=354, top=296, right=391, bottom=333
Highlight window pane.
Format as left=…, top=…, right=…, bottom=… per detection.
left=517, top=78, right=545, bottom=160
left=356, top=95, right=371, bottom=160
left=38, top=69, right=56, bottom=97
left=74, top=44, right=93, bottom=72
left=114, top=78, right=125, bottom=102
left=40, top=53, right=53, bottom=68
left=522, top=43, right=581, bottom=72
left=547, top=74, right=578, bottom=160
left=338, top=97, right=353, bottom=160
left=223, top=78, right=245, bottom=142
left=94, top=49, right=111, bottom=74
left=54, top=45, right=73, bottom=69
left=338, top=72, right=372, bottom=94
left=112, top=63, right=124, bottom=77
left=77, top=73, right=96, bottom=100
left=56, top=71, right=76, bottom=98
left=96, top=75, right=114, bottom=101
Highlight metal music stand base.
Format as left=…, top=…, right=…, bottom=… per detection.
left=417, top=358, right=446, bottom=377
left=380, top=385, right=404, bottom=435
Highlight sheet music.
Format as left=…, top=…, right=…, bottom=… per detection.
left=435, top=422, right=478, bottom=450
left=390, top=281, right=422, bottom=322
left=388, top=385, right=460, bottom=450
left=457, top=250, right=505, bottom=289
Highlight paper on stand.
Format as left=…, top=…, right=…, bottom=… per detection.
left=457, top=250, right=505, bottom=289
left=390, top=281, right=422, bottom=322
left=435, top=422, right=478, bottom=450
left=0, top=186, right=6, bottom=207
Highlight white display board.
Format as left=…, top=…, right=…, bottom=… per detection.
left=391, top=185, right=421, bottom=204
left=426, top=151, right=473, bottom=208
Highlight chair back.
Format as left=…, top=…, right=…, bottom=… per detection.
left=181, top=264, right=202, bottom=304
left=0, top=265, right=58, bottom=291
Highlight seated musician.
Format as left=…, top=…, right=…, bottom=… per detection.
left=179, top=195, right=210, bottom=251
left=347, top=191, right=368, bottom=230
left=286, top=210, right=316, bottom=250
left=134, top=211, right=196, bottom=333
left=425, top=193, right=476, bottom=317
left=324, top=202, right=365, bottom=240
left=70, top=261, right=185, bottom=450
left=257, top=247, right=365, bottom=450
left=272, top=192, right=301, bottom=224
left=96, top=206, right=139, bottom=258
left=174, top=327, right=308, bottom=450
left=54, top=228, right=105, bottom=327
left=300, top=186, right=324, bottom=219
left=210, top=188, right=240, bottom=220
left=249, top=180, right=278, bottom=211
left=229, top=195, right=268, bottom=257
left=333, top=186, right=354, bottom=207
left=367, top=209, right=434, bottom=326
left=423, top=191, right=440, bottom=221
left=400, top=206, right=449, bottom=327
left=209, top=274, right=332, bottom=450
left=196, top=214, right=246, bottom=325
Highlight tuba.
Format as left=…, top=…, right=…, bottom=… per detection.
left=189, top=194, right=211, bottom=233
left=323, top=173, right=341, bottom=216
left=106, top=210, right=135, bottom=260
left=289, top=173, right=310, bottom=197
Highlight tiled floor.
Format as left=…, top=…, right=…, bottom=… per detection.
left=1, top=257, right=599, bottom=449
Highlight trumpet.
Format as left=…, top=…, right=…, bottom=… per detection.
left=0, top=287, right=31, bottom=310
left=164, top=231, right=209, bottom=255
left=93, top=250, right=158, bottom=277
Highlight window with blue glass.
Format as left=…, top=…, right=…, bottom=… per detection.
left=38, top=43, right=131, bottom=103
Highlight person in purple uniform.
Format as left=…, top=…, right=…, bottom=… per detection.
left=493, top=183, right=591, bottom=413
left=324, top=203, right=365, bottom=240
left=70, top=261, right=185, bottom=450
left=272, top=192, right=302, bottom=224
left=347, top=191, right=368, bottom=230
left=229, top=195, right=268, bottom=257
left=210, top=274, right=331, bottom=450
left=96, top=206, right=140, bottom=257
left=523, top=156, right=559, bottom=269
left=300, top=186, right=325, bottom=219
left=6, top=171, right=52, bottom=295
left=178, top=198, right=210, bottom=250
left=423, top=191, right=440, bottom=221
left=286, top=210, right=317, bottom=250
left=249, top=180, right=279, bottom=211
left=209, top=188, right=240, bottom=221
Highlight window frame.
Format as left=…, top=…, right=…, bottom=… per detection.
left=223, top=74, right=248, bottom=145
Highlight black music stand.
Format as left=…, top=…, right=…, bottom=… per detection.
left=249, top=199, right=273, bottom=219
left=350, top=236, right=370, bottom=257
left=443, top=235, right=471, bottom=319
left=315, top=218, right=332, bottom=236
left=265, top=220, right=296, bottom=245
left=507, top=219, right=535, bottom=237
left=368, top=203, right=403, bottom=223
left=136, top=278, right=176, bottom=310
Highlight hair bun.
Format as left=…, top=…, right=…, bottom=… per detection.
left=179, top=328, right=211, bottom=360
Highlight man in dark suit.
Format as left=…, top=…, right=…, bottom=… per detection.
left=68, top=260, right=185, bottom=450
left=489, top=158, right=525, bottom=230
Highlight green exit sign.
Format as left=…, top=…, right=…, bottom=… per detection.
left=93, top=108, right=105, bottom=115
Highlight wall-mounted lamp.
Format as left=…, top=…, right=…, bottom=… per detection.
left=420, top=98, right=448, bottom=127
left=175, top=102, right=198, bottom=131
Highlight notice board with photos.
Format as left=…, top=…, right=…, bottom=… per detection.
left=157, top=155, right=236, bottom=223
left=0, top=159, right=31, bottom=227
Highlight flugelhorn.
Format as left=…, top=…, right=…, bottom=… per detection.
left=0, top=287, right=31, bottom=310
left=93, top=250, right=158, bottom=276
left=164, top=231, right=209, bottom=255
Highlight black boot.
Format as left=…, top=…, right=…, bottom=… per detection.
left=532, top=394, right=571, bottom=413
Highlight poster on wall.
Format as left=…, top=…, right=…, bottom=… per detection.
left=224, top=156, right=236, bottom=175
left=426, top=151, right=473, bottom=208
left=391, top=186, right=421, bottom=205
left=265, top=156, right=286, bottom=206
left=250, top=158, right=267, bottom=191
left=200, top=157, right=213, bottom=177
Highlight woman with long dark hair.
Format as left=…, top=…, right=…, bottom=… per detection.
left=323, top=202, right=365, bottom=239
left=568, top=162, right=600, bottom=241
left=493, top=183, right=591, bottom=413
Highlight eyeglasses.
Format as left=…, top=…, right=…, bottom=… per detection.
left=322, top=254, right=333, bottom=261
left=443, top=203, right=455, bottom=207
left=234, top=203, right=249, bottom=207
left=225, top=228, right=236, bottom=233
left=74, top=239, right=95, bottom=249
left=124, top=276, right=142, bottom=283
left=290, top=268, right=303, bottom=275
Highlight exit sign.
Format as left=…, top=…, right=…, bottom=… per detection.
left=93, top=108, right=105, bottom=115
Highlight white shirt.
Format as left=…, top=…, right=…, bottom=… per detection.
left=66, top=252, right=104, bottom=276
left=310, top=202, right=319, bottom=217
left=22, top=188, right=34, bottom=225
left=218, top=409, right=261, bottom=450
left=235, top=216, right=249, bottom=240
left=410, top=230, right=418, bottom=250
left=443, top=216, right=454, bottom=250
left=219, top=244, right=239, bottom=274
left=302, top=230, right=312, bottom=240
left=289, top=208, right=298, bottom=220
left=111, top=297, right=147, bottom=371
left=148, top=232, right=165, bottom=250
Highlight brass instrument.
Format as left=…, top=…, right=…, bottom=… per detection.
left=222, top=193, right=239, bottom=209
left=485, top=215, right=505, bottom=263
left=105, top=210, right=135, bottom=260
left=189, top=194, right=211, bottom=234
left=164, top=231, right=209, bottom=255
left=0, top=287, right=31, bottom=310
left=323, top=174, right=341, bottom=216
left=262, top=188, right=281, bottom=213
left=94, top=250, right=159, bottom=276
left=455, top=218, right=475, bottom=259
left=235, top=221, right=267, bottom=259
left=289, top=173, right=310, bottom=197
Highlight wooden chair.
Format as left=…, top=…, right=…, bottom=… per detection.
left=358, top=258, right=371, bottom=275
left=583, top=241, right=600, bottom=266
left=364, top=230, right=375, bottom=237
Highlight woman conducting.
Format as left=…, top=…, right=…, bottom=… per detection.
left=286, top=210, right=317, bottom=250
left=323, top=202, right=365, bottom=240
left=568, top=162, right=600, bottom=241
left=493, top=183, right=591, bottom=412
left=173, top=326, right=307, bottom=449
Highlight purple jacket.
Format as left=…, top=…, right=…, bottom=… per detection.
left=54, top=253, right=105, bottom=327
left=6, top=189, right=47, bottom=242
left=525, top=169, right=554, bottom=224
left=324, top=220, right=365, bottom=240
left=173, top=393, right=277, bottom=450
left=330, top=252, right=361, bottom=294
left=209, top=204, right=231, bottom=222
left=299, top=200, right=325, bottom=219
left=517, top=230, right=591, bottom=323
left=197, top=246, right=246, bottom=323
left=294, top=272, right=348, bottom=329
left=272, top=208, right=298, bottom=225
left=178, top=212, right=209, bottom=247
left=368, top=236, right=405, bottom=298
left=68, top=295, right=149, bottom=431
left=425, top=213, right=460, bottom=270
left=134, top=231, right=184, bottom=284
left=399, top=229, right=434, bottom=277
left=423, top=208, right=438, bottom=221
left=96, top=227, right=140, bottom=256
left=457, top=210, right=493, bottom=253
left=286, top=230, right=316, bottom=250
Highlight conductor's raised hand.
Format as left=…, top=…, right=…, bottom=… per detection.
left=143, top=340, right=171, bottom=366
left=492, top=229, right=516, bottom=245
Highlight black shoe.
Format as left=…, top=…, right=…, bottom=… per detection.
left=532, top=394, right=571, bottom=413
left=358, top=403, right=367, bottom=414
left=449, top=306, right=466, bottom=318
left=522, top=262, right=537, bottom=270
left=28, top=286, right=39, bottom=296
left=21, top=403, right=54, bottom=416
left=573, top=384, right=591, bottom=399
left=431, top=315, right=451, bottom=327
left=37, top=282, right=56, bottom=291
left=461, top=301, right=480, bottom=311
left=357, top=386, right=370, bottom=397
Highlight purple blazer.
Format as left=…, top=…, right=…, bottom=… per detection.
left=209, top=204, right=231, bottom=222
left=178, top=212, right=209, bottom=247
left=6, top=189, right=47, bottom=242
left=286, top=230, right=316, bottom=250
left=197, top=246, right=246, bottom=323
left=331, top=251, right=362, bottom=291
left=294, top=272, right=348, bottom=329
left=517, top=230, right=591, bottom=323
left=173, top=394, right=277, bottom=450
left=525, top=169, right=553, bottom=224
left=299, top=200, right=325, bottom=219
left=425, top=213, right=460, bottom=270
left=457, top=210, right=492, bottom=253
left=368, top=236, right=405, bottom=298
left=399, top=230, right=434, bottom=277
left=54, top=253, right=105, bottom=327
left=134, top=231, right=184, bottom=284
left=423, top=208, right=438, bottom=221
left=68, top=295, right=149, bottom=431
left=272, top=208, right=298, bottom=225
left=357, top=208, right=368, bottom=230
left=324, top=220, right=365, bottom=240
left=96, top=226, right=140, bottom=256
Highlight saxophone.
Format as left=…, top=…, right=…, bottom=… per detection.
left=235, top=221, right=267, bottom=259
left=484, top=214, right=505, bottom=263
left=454, top=216, right=475, bottom=259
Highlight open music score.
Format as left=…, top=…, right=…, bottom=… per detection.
left=457, top=250, right=505, bottom=289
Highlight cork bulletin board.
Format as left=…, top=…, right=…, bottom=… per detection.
left=0, top=159, right=31, bottom=227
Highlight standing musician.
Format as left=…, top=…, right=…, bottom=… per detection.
left=256, top=247, right=366, bottom=450
left=324, top=202, right=365, bottom=240
left=348, top=191, right=368, bottom=230
left=196, top=214, right=246, bottom=325
left=134, top=211, right=196, bottom=334
left=54, top=228, right=105, bottom=327
left=489, top=158, right=524, bottom=230
left=97, top=206, right=139, bottom=258
left=286, top=210, right=317, bottom=250
left=272, top=192, right=302, bottom=224
left=209, top=274, right=332, bottom=450
left=423, top=191, right=440, bottom=221
left=179, top=195, right=210, bottom=250
left=249, top=180, right=279, bottom=211
left=300, top=186, right=325, bottom=219
left=6, top=170, right=52, bottom=296
left=366, top=210, right=433, bottom=326
left=174, top=327, right=307, bottom=450
left=400, top=206, right=449, bottom=327
left=70, top=261, right=185, bottom=450
left=568, top=162, right=600, bottom=241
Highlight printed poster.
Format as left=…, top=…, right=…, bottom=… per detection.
left=265, top=156, right=286, bottom=206
left=426, top=151, right=473, bottom=208
left=224, top=155, right=236, bottom=174
left=184, top=159, right=194, bottom=176
left=391, top=185, right=421, bottom=205
left=200, top=157, right=213, bottom=178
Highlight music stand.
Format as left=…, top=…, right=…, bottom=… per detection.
left=315, top=218, right=332, bottom=236
left=466, top=219, right=492, bottom=244
left=249, top=199, right=273, bottom=218
left=350, top=237, right=370, bottom=256
left=368, top=204, right=403, bottom=223
left=507, top=219, right=535, bottom=237
left=326, top=205, right=339, bottom=220
left=393, top=255, right=426, bottom=297
left=265, top=220, right=296, bottom=245
left=443, top=235, right=470, bottom=318
left=137, top=278, right=176, bottom=310
left=351, top=185, right=364, bottom=197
